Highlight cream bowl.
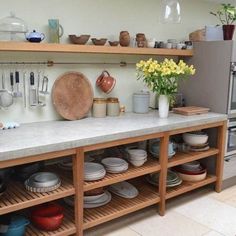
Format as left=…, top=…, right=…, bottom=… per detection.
left=182, top=132, right=208, bottom=146
left=178, top=171, right=207, bottom=182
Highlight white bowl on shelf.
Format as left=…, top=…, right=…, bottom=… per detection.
left=129, top=158, right=147, bottom=167
left=182, top=132, right=208, bottom=146
left=177, top=171, right=207, bottom=182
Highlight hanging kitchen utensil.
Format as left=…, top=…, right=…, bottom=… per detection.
left=29, top=72, right=37, bottom=106
left=36, top=70, right=46, bottom=107
left=39, top=76, right=49, bottom=95
left=23, top=70, right=27, bottom=108
left=13, top=71, right=22, bottom=97
left=10, top=72, right=14, bottom=92
left=0, top=71, right=13, bottom=108
left=52, top=71, right=94, bottom=120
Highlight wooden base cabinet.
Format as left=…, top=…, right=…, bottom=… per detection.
left=0, top=121, right=226, bottom=236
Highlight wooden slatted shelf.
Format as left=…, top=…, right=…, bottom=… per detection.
left=168, top=148, right=219, bottom=168
left=83, top=181, right=160, bottom=229
left=0, top=176, right=75, bottom=215
left=26, top=208, right=76, bottom=236
left=84, top=158, right=160, bottom=192
left=166, top=175, right=217, bottom=199
left=0, top=42, right=193, bottom=56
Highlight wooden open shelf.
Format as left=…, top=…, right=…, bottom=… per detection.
left=83, top=181, right=160, bottom=230
left=168, top=148, right=219, bottom=168
left=0, top=176, right=75, bottom=215
left=0, top=42, right=193, bottom=57
left=166, top=175, right=217, bottom=199
left=26, top=208, right=76, bottom=236
left=84, top=157, right=160, bottom=192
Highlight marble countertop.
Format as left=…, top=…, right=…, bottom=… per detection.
left=0, top=111, right=227, bottom=161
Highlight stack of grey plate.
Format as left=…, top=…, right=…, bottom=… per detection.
left=146, top=170, right=182, bottom=188
left=108, top=181, right=139, bottom=198
left=101, top=158, right=128, bottom=173
left=24, top=172, right=61, bottom=193
left=64, top=191, right=112, bottom=208
left=84, top=162, right=106, bottom=181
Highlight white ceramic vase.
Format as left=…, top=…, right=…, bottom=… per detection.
left=158, top=95, right=169, bottom=118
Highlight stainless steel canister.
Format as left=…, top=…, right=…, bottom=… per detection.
left=133, top=91, right=150, bottom=113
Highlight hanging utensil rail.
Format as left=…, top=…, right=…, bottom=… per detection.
left=0, top=61, right=133, bottom=67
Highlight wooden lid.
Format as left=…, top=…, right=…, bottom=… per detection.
left=52, top=71, right=94, bottom=120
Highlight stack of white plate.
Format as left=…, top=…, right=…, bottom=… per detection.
left=126, top=149, right=147, bottom=167
left=108, top=181, right=139, bottom=198
left=101, top=158, right=128, bottom=173
left=64, top=191, right=112, bottom=208
left=84, top=163, right=106, bottom=181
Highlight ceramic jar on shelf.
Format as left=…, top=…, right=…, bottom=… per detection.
left=136, top=33, right=147, bottom=48
left=119, top=31, right=130, bottom=47
left=107, top=97, right=120, bottom=116
left=92, top=98, right=107, bottom=118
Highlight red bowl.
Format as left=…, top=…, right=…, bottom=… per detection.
left=31, top=203, right=64, bottom=231
left=175, top=166, right=206, bottom=175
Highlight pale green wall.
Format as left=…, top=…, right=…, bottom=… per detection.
left=0, top=0, right=223, bottom=123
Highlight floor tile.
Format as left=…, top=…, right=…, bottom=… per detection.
left=174, top=196, right=236, bottom=236
left=85, top=225, right=141, bottom=236
left=202, top=230, right=225, bottom=236
left=209, top=185, right=236, bottom=202
left=129, top=211, right=210, bottom=236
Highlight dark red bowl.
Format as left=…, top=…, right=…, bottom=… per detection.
left=175, top=166, right=206, bottom=175
left=31, top=203, right=64, bottom=231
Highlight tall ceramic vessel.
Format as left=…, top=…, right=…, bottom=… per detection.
left=158, top=95, right=169, bottom=118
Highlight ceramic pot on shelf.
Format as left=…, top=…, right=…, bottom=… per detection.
left=96, top=70, right=116, bottom=94
left=158, top=95, right=169, bottom=118
left=223, top=25, right=235, bottom=40
left=119, top=31, right=130, bottom=47
left=136, top=33, right=147, bottom=48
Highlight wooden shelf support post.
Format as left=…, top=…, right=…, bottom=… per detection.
left=215, top=121, right=227, bottom=192
left=73, top=148, right=85, bottom=236
left=158, top=133, right=169, bottom=216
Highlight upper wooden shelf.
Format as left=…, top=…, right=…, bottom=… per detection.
left=0, top=42, right=193, bottom=57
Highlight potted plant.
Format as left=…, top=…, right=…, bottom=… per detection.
left=136, top=58, right=195, bottom=118
left=210, top=3, right=236, bottom=40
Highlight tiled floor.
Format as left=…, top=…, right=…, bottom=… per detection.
left=85, top=185, right=236, bottom=236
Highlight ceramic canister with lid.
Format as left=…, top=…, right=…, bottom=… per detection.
left=92, top=98, right=107, bottom=118
left=107, top=97, right=120, bottom=116
left=133, top=91, right=150, bottom=113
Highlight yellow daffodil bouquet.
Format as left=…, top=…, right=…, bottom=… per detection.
left=136, top=58, right=196, bottom=100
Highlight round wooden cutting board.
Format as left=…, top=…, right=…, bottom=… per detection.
left=52, top=72, right=94, bottom=120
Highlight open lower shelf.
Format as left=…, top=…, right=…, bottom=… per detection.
left=84, top=158, right=160, bottom=192
left=166, top=175, right=217, bottom=199
left=83, top=181, right=160, bottom=229
left=168, top=148, right=219, bottom=168
left=0, top=42, right=193, bottom=57
left=0, top=176, right=75, bottom=215
left=26, top=208, right=76, bottom=236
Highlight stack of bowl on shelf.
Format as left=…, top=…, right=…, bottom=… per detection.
left=126, top=148, right=147, bottom=167
left=146, top=170, right=182, bottom=188
left=24, top=172, right=61, bottom=193
left=101, top=158, right=128, bottom=173
left=175, top=161, right=207, bottom=182
left=64, top=187, right=112, bottom=209
left=108, top=181, right=139, bottom=198
left=149, top=139, right=176, bottom=159
left=84, top=162, right=106, bottom=181
left=182, top=132, right=209, bottom=152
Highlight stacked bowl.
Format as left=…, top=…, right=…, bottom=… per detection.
left=175, top=161, right=207, bottom=182
left=126, top=149, right=147, bottom=167
left=150, top=139, right=176, bottom=159
left=84, top=163, right=106, bottom=181
left=146, top=170, right=182, bottom=187
left=183, top=132, right=209, bottom=152
left=101, top=158, right=128, bottom=173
